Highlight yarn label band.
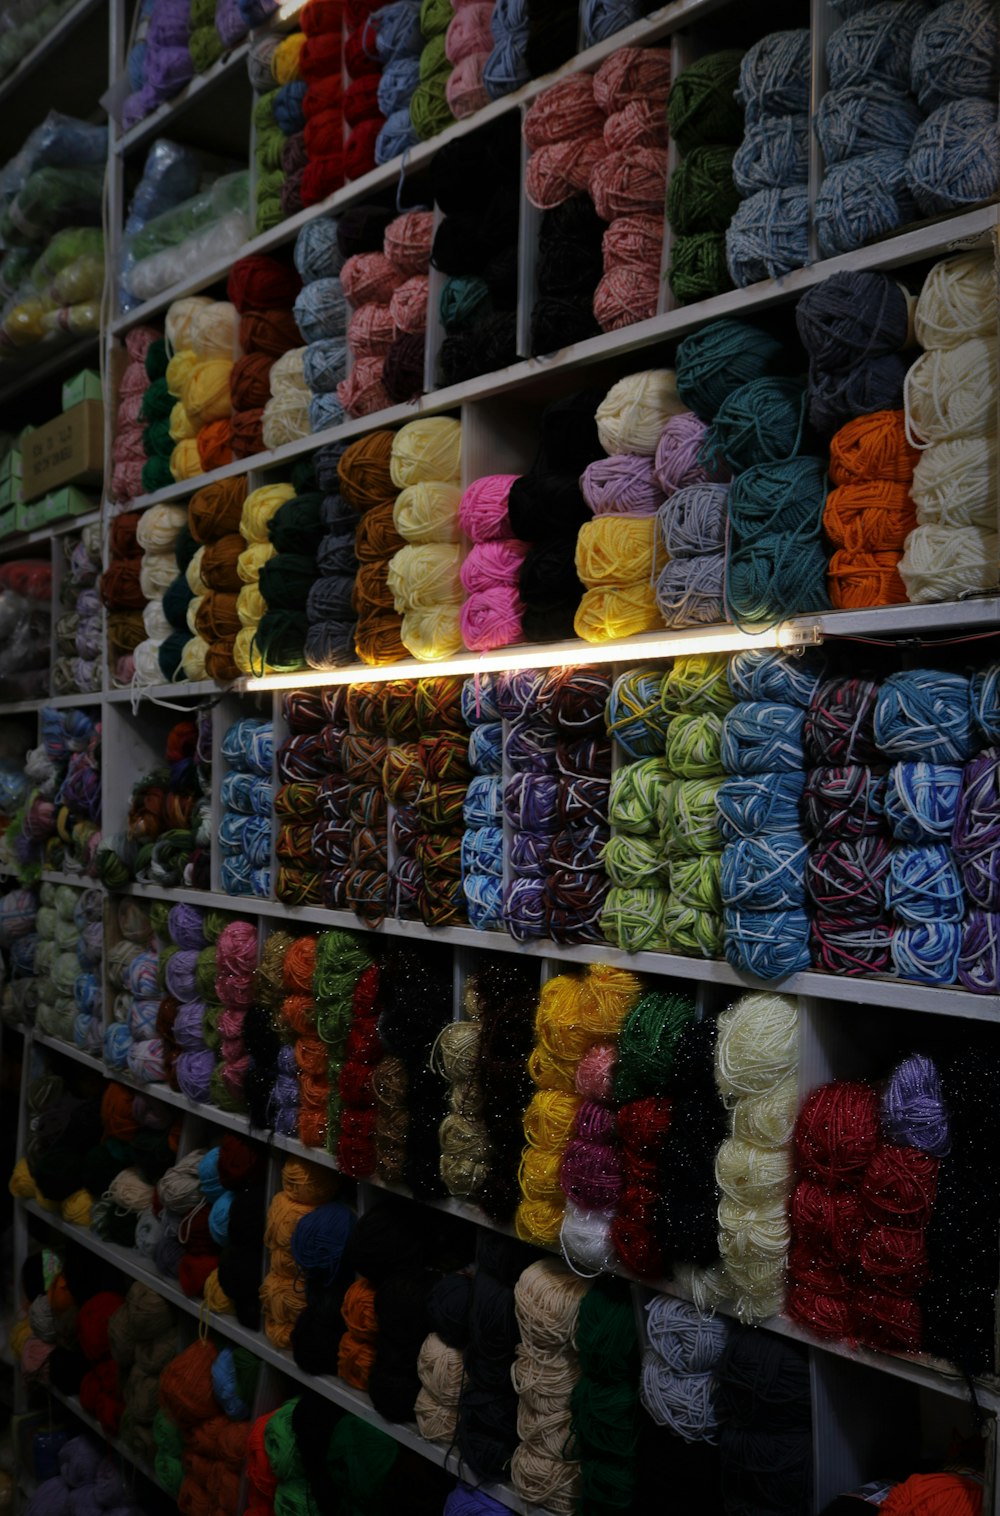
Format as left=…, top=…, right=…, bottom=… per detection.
left=840, top=1484, right=894, bottom=1504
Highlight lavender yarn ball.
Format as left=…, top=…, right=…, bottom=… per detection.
left=881, top=1053, right=951, bottom=1154
left=176, top=1048, right=215, bottom=1103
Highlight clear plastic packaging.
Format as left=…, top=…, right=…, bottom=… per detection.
left=119, top=139, right=234, bottom=312
left=123, top=170, right=251, bottom=301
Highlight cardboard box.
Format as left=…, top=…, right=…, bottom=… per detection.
left=21, top=400, right=103, bottom=502
left=62, top=368, right=102, bottom=411
left=46, top=485, right=94, bottom=523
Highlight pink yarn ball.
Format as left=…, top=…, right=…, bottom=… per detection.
left=119, top=360, right=150, bottom=398
left=593, top=266, right=660, bottom=332
left=117, top=393, right=144, bottom=427
left=458, top=473, right=520, bottom=541
left=112, top=462, right=145, bottom=502
left=112, top=424, right=146, bottom=464
left=349, top=302, right=397, bottom=358
left=602, top=212, right=663, bottom=274
left=654, top=411, right=726, bottom=495
left=593, top=46, right=671, bottom=115
left=575, top=1042, right=618, bottom=1102
left=115, top=654, right=136, bottom=684
left=445, top=1, right=493, bottom=64
left=460, top=539, right=530, bottom=592
left=390, top=276, right=429, bottom=336
left=590, top=147, right=668, bottom=220
left=340, top=251, right=403, bottom=305
left=125, top=324, right=160, bottom=362
left=523, top=73, right=606, bottom=152
left=526, top=138, right=608, bottom=211
left=446, top=52, right=490, bottom=119
left=459, top=585, right=524, bottom=651
left=580, top=454, right=665, bottom=516
left=604, top=100, right=669, bottom=152
left=338, top=356, right=391, bottom=418
left=216, top=918, right=258, bottom=976
left=384, top=210, right=434, bottom=276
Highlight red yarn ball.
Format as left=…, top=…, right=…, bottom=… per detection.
left=302, top=153, right=345, bottom=206
left=338, top=356, right=390, bottom=418
left=300, top=31, right=342, bottom=81
left=77, top=1292, right=126, bottom=1361
left=344, top=73, right=382, bottom=126
left=305, top=109, right=344, bottom=160
left=860, top=1144, right=939, bottom=1229
left=179, top=1251, right=222, bottom=1299
left=228, top=257, right=301, bottom=315
left=794, top=1081, right=880, bottom=1186
left=345, top=118, right=384, bottom=181
left=344, top=23, right=379, bottom=78
left=218, top=1132, right=264, bottom=1188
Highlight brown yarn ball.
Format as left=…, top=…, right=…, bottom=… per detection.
left=189, top=476, right=249, bottom=543
left=200, top=535, right=245, bottom=592
left=239, top=310, right=302, bottom=360
left=231, top=353, right=274, bottom=409
left=338, top=430, right=396, bottom=512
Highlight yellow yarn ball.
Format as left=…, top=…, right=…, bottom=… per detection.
left=269, top=347, right=309, bottom=395
left=181, top=359, right=233, bottom=429
left=400, top=607, right=465, bottom=661
left=181, top=636, right=209, bottom=681
left=272, top=30, right=306, bottom=82
left=575, top=516, right=656, bottom=587
left=170, top=438, right=202, bottom=481
left=527, top=1044, right=577, bottom=1092
left=203, top=1269, right=234, bottom=1314
left=8, top=1157, right=36, bottom=1199
left=61, top=1190, right=93, bottom=1227
left=241, top=483, right=295, bottom=544
left=237, top=582, right=267, bottom=626
left=169, top=400, right=197, bottom=443
left=387, top=543, right=463, bottom=611
left=261, top=394, right=310, bottom=450
left=186, top=546, right=208, bottom=596
left=596, top=369, right=685, bottom=456
left=518, top=1145, right=565, bottom=1201
left=234, top=625, right=257, bottom=674
left=9, top=1316, right=32, bottom=1361
left=190, top=301, right=242, bottom=361
left=237, top=542, right=277, bottom=586
left=515, top=1197, right=565, bottom=1246
left=165, top=296, right=212, bottom=355
left=165, top=347, right=198, bottom=399
left=523, top=1090, right=581, bottom=1150
left=390, top=416, right=462, bottom=488
left=574, top=584, right=661, bottom=641
left=393, top=481, right=462, bottom=542
left=186, top=594, right=204, bottom=636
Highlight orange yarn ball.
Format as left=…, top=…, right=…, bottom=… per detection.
left=827, top=549, right=907, bottom=609
left=828, top=409, right=918, bottom=486
left=823, top=481, right=917, bottom=552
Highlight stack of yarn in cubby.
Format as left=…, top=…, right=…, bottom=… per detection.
left=218, top=716, right=272, bottom=898
left=121, top=0, right=194, bottom=131
left=340, top=681, right=390, bottom=924
left=432, top=115, right=520, bottom=386
left=158, top=1337, right=257, bottom=1516
left=374, top=942, right=452, bottom=1189
left=184, top=476, right=245, bottom=682
left=411, top=0, right=455, bottom=144
left=288, top=1187, right=357, bottom=1374
left=908, top=0, right=999, bottom=217
left=236, top=480, right=294, bottom=674
left=132, top=502, right=189, bottom=686
left=5, top=707, right=102, bottom=880
left=545, top=666, right=612, bottom=946
left=101, top=511, right=148, bottom=686
left=653, top=407, right=728, bottom=628
left=338, top=210, right=430, bottom=417
left=900, top=248, right=999, bottom=604
left=299, top=0, right=345, bottom=207
left=343, top=5, right=386, bottom=180
left=727, top=30, right=810, bottom=286
left=226, top=255, right=303, bottom=460
left=261, top=347, right=311, bottom=451
left=163, top=296, right=242, bottom=485
left=444, top=1, right=494, bottom=122
left=53, top=522, right=103, bottom=696
left=293, top=218, right=346, bottom=436
left=338, top=429, right=407, bottom=664
left=273, top=933, right=319, bottom=1139
left=510, top=1258, right=591, bottom=1512
left=274, top=696, right=329, bottom=907
left=111, top=326, right=163, bottom=505
left=36, top=885, right=103, bottom=1055
left=97, top=713, right=211, bottom=893
left=261, top=1156, right=339, bottom=1347
left=666, top=50, right=744, bottom=304
left=0, top=885, right=40, bottom=1028
left=371, top=2, right=422, bottom=163
left=334, top=936, right=383, bottom=1180
left=458, top=475, right=529, bottom=652
left=460, top=673, right=503, bottom=928
left=387, top=417, right=463, bottom=658
left=253, top=28, right=307, bottom=233
left=255, top=467, right=326, bottom=678
left=528, top=189, right=605, bottom=355
left=603, top=668, right=672, bottom=951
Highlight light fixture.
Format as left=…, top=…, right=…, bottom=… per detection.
left=244, top=622, right=823, bottom=691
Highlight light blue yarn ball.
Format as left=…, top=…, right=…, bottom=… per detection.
left=484, top=25, right=529, bottom=100
left=716, top=773, right=807, bottom=841
left=379, top=56, right=422, bottom=115
left=726, top=185, right=809, bottom=286
left=814, top=150, right=916, bottom=258
left=815, top=84, right=923, bottom=166
left=723, top=906, right=812, bottom=979
left=374, top=0, right=423, bottom=63
left=462, top=825, right=504, bottom=877
left=304, top=338, right=348, bottom=395
left=737, top=30, right=812, bottom=122
left=911, top=0, right=999, bottom=111
left=309, top=391, right=345, bottom=434
left=464, top=873, right=504, bottom=930
left=376, top=109, right=420, bottom=165
left=461, top=671, right=501, bottom=724
left=890, top=921, right=962, bottom=984
left=721, top=702, right=807, bottom=774
left=211, top=1347, right=250, bottom=1420
left=464, top=775, right=502, bottom=827
left=198, top=1148, right=224, bottom=1200
left=468, top=721, right=503, bottom=774
left=720, top=834, right=809, bottom=910
left=294, top=218, right=343, bottom=284
left=886, top=843, right=965, bottom=923
left=104, top=1022, right=132, bottom=1070
left=727, top=649, right=826, bottom=708
left=582, top=0, right=643, bottom=46
left=906, top=98, right=1000, bottom=216
left=294, top=278, right=348, bottom=343
left=733, top=114, right=809, bottom=193
left=128, top=41, right=148, bottom=90
left=875, top=670, right=975, bottom=763
left=208, top=1189, right=233, bottom=1247
left=885, top=763, right=963, bottom=843
left=971, top=664, right=1000, bottom=743
left=492, top=0, right=528, bottom=40
left=826, top=0, right=930, bottom=91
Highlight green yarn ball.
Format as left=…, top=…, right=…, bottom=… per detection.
left=141, top=376, right=174, bottom=423
left=190, top=0, right=216, bottom=24
left=254, top=89, right=278, bottom=130
left=667, top=49, right=745, bottom=152
left=190, top=24, right=223, bottom=71
left=615, top=988, right=695, bottom=1101
left=666, top=146, right=740, bottom=235
left=143, top=419, right=173, bottom=459
left=419, top=33, right=450, bottom=82
left=144, top=337, right=169, bottom=382
left=420, top=0, right=453, bottom=38
left=141, top=455, right=174, bottom=495
left=257, top=123, right=287, bottom=172
left=290, top=456, right=317, bottom=494
left=668, top=233, right=733, bottom=305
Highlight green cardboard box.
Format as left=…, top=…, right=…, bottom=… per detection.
left=62, top=368, right=102, bottom=411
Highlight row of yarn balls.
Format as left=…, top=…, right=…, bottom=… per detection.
left=51, top=520, right=104, bottom=696
left=0, top=704, right=102, bottom=885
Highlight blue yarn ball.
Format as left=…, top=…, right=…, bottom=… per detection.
left=911, top=0, right=999, bottom=111
left=378, top=56, right=422, bottom=115
left=74, top=972, right=101, bottom=1016
left=971, top=664, right=1000, bottom=743
left=461, top=671, right=501, bottom=725
left=468, top=721, right=503, bottom=774
left=376, top=109, right=420, bottom=165
left=906, top=99, right=1000, bottom=216
left=675, top=319, right=788, bottom=422
left=737, top=30, right=812, bottom=122
left=814, top=150, right=916, bottom=258
left=294, top=218, right=343, bottom=284
left=128, top=41, right=148, bottom=90
left=198, top=1148, right=224, bottom=1199
left=374, top=0, right=423, bottom=63
left=891, top=921, right=962, bottom=984
left=886, top=843, right=965, bottom=923
left=492, top=0, right=528, bottom=39
left=721, top=702, right=807, bottom=774
left=294, top=277, right=348, bottom=344
left=808, top=350, right=911, bottom=438
left=723, top=906, right=812, bottom=979
left=309, top=391, right=345, bottom=435
left=728, top=649, right=826, bottom=708
left=304, top=338, right=348, bottom=395
left=717, top=773, right=807, bottom=840
left=826, top=0, right=931, bottom=91
left=290, top=1199, right=355, bottom=1281
left=461, top=826, right=504, bottom=876
left=815, top=84, right=923, bottom=166
left=581, top=0, right=643, bottom=45
left=484, top=17, right=529, bottom=101
left=721, top=834, right=809, bottom=910
left=796, top=270, right=912, bottom=371
left=885, top=763, right=963, bottom=843
left=726, top=185, right=809, bottom=286
left=732, top=114, right=809, bottom=193
left=208, top=1190, right=233, bottom=1247
left=464, top=775, right=502, bottom=827
left=211, top=1348, right=251, bottom=1420
left=874, top=670, right=975, bottom=763
left=464, top=874, right=505, bottom=930
left=104, top=1022, right=132, bottom=1070
left=273, top=80, right=307, bottom=135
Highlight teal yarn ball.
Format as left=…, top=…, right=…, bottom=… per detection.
left=816, top=84, right=922, bottom=164
left=726, top=185, right=809, bottom=285
left=157, top=631, right=189, bottom=682
left=726, top=534, right=830, bottom=627
left=728, top=456, right=828, bottom=543
left=701, top=376, right=807, bottom=473
left=732, top=114, right=809, bottom=193
left=439, top=274, right=491, bottom=331
left=826, top=0, right=930, bottom=91
left=874, top=670, right=975, bottom=763
left=906, top=99, right=1000, bottom=216
left=675, top=319, right=787, bottom=421
left=737, top=29, right=811, bottom=121
left=911, top=0, right=999, bottom=111
left=814, top=150, right=916, bottom=257
left=720, top=833, right=808, bottom=910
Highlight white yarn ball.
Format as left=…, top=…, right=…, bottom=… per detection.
left=132, top=638, right=165, bottom=686
left=136, top=502, right=188, bottom=553
left=905, top=337, right=999, bottom=445
left=143, top=599, right=172, bottom=641
left=915, top=250, right=996, bottom=350
left=596, top=371, right=686, bottom=457
left=899, top=523, right=1000, bottom=602
left=559, top=1201, right=617, bottom=1275
left=644, top=1294, right=730, bottom=1374
left=640, top=1352, right=721, bottom=1441
left=912, top=434, right=998, bottom=528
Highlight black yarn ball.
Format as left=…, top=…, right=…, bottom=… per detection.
left=456, top=1384, right=519, bottom=1482
left=522, top=600, right=580, bottom=642
left=483, top=245, right=518, bottom=309
left=47, top=1346, right=90, bottom=1397
left=531, top=297, right=601, bottom=356
left=244, top=1065, right=277, bottom=1132
left=217, top=1249, right=262, bottom=1330
left=538, top=388, right=606, bottom=473
left=226, top=1186, right=266, bottom=1248
left=431, top=116, right=520, bottom=213
left=509, top=473, right=590, bottom=541
left=428, top=1272, right=473, bottom=1348
left=383, top=333, right=425, bottom=404
left=337, top=204, right=396, bottom=259
left=291, top=1293, right=346, bottom=1375
left=525, top=0, right=580, bottom=76
left=476, top=1231, right=540, bottom=1284
left=352, top=1199, right=427, bottom=1284
left=367, top=1357, right=423, bottom=1423
left=432, top=214, right=488, bottom=276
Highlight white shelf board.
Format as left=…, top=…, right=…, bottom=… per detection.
left=0, top=509, right=100, bottom=556
left=18, top=1198, right=553, bottom=1516
left=32, top=1029, right=105, bottom=1075
left=40, top=870, right=98, bottom=887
